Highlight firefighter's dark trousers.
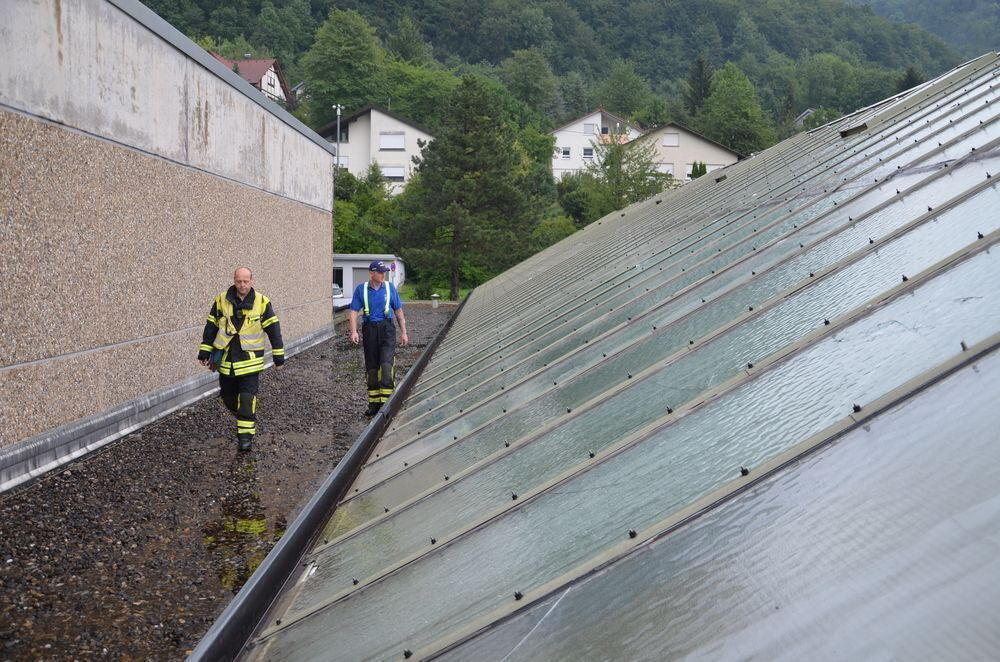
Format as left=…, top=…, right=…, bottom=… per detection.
left=362, top=319, right=396, bottom=406
left=219, top=373, right=259, bottom=443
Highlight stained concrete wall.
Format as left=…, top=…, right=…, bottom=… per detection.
left=0, top=0, right=334, bottom=457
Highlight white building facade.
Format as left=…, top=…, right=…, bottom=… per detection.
left=320, top=106, right=433, bottom=193
left=258, top=65, right=286, bottom=102
left=551, top=109, right=642, bottom=180
left=634, top=123, right=741, bottom=180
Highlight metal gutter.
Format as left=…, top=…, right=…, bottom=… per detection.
left=189, top=292, right=471, bottom=662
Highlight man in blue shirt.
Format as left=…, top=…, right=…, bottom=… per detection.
left=349, top=260, right=409, bottom=415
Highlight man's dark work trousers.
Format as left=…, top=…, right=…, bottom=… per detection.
left=219, top=373, right=259, bottom=443
left=362, top=319, right=396, bottom=405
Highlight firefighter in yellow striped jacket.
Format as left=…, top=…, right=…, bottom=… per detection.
left=198, top=267, right=284, bottom=451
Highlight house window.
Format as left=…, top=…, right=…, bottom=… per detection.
left=583, top=123, right=596, bottom=134
left=685, top=163, right=695, bottom=179
left=379, top=132, right=406, bottom=150
left=267, top=76, right=275, bottom=87
left=331, top=124, right=349, bottom=143
left=707, top=164, right=725, bottom=172
left=381, top=165, right=406, bottom=181
left=601, top=126, right=610, bottom=134
left=656, top=163, right=674, bottom=175
left=332, top=267, right=343, bottom=288
left=663, top=132, right=680, bottom=147
left=560, top=147, right=571, bottom=159
left=582, top=147, right=594, bottom=159
left=336, top=154, right=349, bottom=168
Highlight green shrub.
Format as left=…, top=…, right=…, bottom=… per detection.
left=414, top=281, right=435, bottom=300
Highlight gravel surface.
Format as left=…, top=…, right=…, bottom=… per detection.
left=0, top=304, right=454, bottom=661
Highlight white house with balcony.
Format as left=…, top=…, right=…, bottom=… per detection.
left=551, top=109, right=642, bottom=180
left=318, top=105, right=433, bottom=193
left=632, top=122, right=741, bottom=180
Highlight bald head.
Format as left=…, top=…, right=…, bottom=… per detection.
left=233, top=267, right=254, bottom=299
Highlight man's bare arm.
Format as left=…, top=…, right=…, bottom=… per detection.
left=396, top=309, right=409, bottom=346
left=349, top=310, right=360, bottom=344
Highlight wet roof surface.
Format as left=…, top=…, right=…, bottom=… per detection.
left=246, top=53, right=1000, bottom=661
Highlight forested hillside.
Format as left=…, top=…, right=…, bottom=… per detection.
left=849, top=0, right=1000, bottom=59
left=149, top=0, right=958, bottom=130
left=144, top=0, right=964, bottom=295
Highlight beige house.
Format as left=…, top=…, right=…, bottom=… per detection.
left=633, top=123, right=741, bottom=181
left=318, top=105, right=433, bottom=193
left=551, top=109, right=643, bottom=180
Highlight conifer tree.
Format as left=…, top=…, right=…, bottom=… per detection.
left=401, top=77, right=533, bottom=299
left=895, top=65, right=925, bottom=93
left=387, top=13, right=434, bottom=65
left=683, top=55, right=714, bottom=116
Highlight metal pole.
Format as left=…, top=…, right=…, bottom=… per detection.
left=331, top=104, right=343, bottom=198
left=331, top=104, right=342, bottom=299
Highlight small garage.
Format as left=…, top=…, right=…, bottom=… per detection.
left=332, top=253, right=406, bottom=308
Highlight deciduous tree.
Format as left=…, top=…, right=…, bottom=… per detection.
left=302, top=9, right=384, bottom=126
left=581, top=128, right=670, bottom=222
left=699, top=62, right=776, bottom=156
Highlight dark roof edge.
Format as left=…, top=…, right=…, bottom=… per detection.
left=551, top=107, right=643, bottom=136
left=316, top=104, right=435, bottom=139
left=105, top=0, right=336, bottom=157
left=190, top=291, right=471, bottom=662
left=638, top=121, right=745, bottom=159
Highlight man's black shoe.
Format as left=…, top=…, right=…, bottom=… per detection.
left=238, top=437, right=252, bottom=452
left=366, top=402, right=382, bottom=416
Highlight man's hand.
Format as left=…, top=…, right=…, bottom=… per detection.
left=350, top=330, right=360, bottom=345
left=400, top=332, right=409, bottom=346
left=199, top=358, right=210, bottom=366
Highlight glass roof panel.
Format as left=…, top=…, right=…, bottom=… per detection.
left=351, top=153, right=1000, bottom=495
left=254, top=246, right=1000, bottom=654
left=319, top=195, right=1000, bottom=582
left=389, top=112, right=1000, bottom=444
left=438, top=348, right=1000, bottom=661
left=245, top=56, right=1000, bottom=662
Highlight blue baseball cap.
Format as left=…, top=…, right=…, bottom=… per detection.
left=369, top=260, right=391, bottom=273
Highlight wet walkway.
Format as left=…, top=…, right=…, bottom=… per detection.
left=0, top=304, right=453, bottom=660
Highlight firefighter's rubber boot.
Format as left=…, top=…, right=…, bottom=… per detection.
left=238, top=435, right=253, bottom=452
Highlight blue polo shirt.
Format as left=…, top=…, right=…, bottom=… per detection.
left=350, top=281, right=402, bottom=323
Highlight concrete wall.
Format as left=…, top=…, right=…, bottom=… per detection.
left=0, top=0, right=334, bottom=457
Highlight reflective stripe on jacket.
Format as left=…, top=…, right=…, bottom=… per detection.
left=212, top=291, right=270, bottom=352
